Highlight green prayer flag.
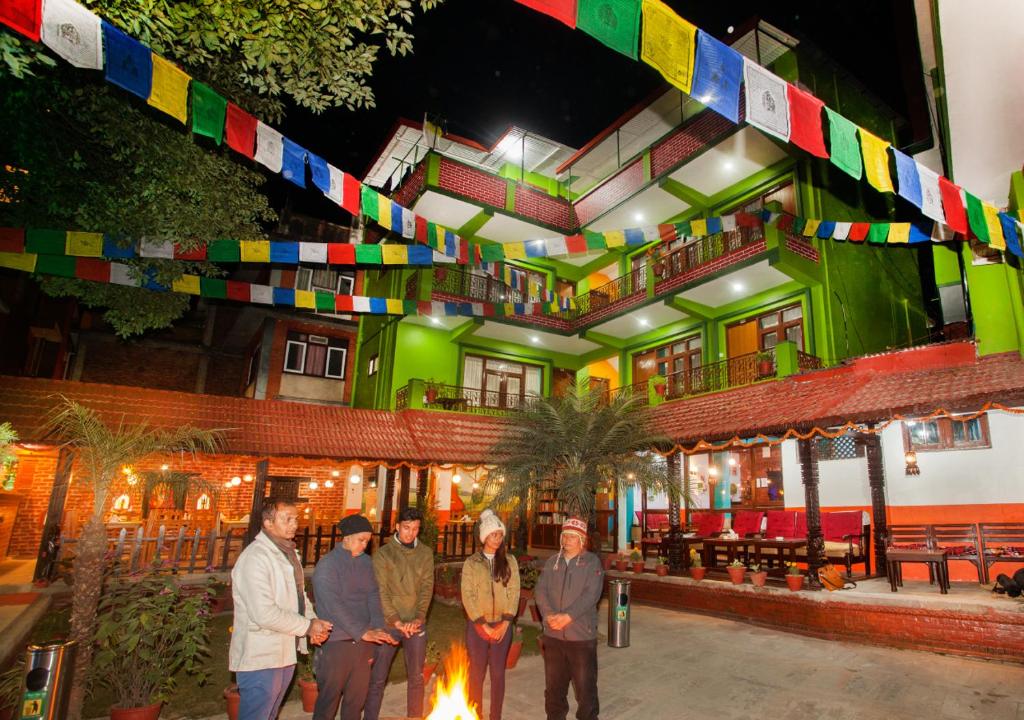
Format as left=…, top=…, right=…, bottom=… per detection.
left=481, top=244, right=505, bottom=262
left=35, top=254, right=76, bottom=277
left=866, top=223, right=890, bottom=244
left=577, top=0, right=642, bottom=59
left=791, top=217, right=807, bottom=235
left=402, top=299, right=419, bottom=314
left=584, top=230, right=607, bottom=251
left=25, top=228, right=66, bottom=255
left=315, top=291, right=334, bottom=311
left=355, top=244, right=382, bottom=264
left=675, top=222, right=691, bottom=237
left=361, top=185, right=380, bottom=221
left=200, top=277, right=227, bottom=298
left=191, top=81, right=227, bottom=145
left=207, top=239, right=240, bottom=262
left=825, top=108, right=862, bottom=180
left=965, top=192, right=990, bottom=243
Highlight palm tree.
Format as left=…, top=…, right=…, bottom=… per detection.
left=487, top=380, right=683, bottom=547
left=43, top=396, right=221, bottom=719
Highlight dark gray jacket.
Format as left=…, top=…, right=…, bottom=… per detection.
left=535, top=550, right=604, bottom=642
left=312, top=546, right=385, bottom=643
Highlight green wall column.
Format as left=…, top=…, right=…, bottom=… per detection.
left=774, top=340, right=799, bottom=377
left=647, top=374, right=666, bottom=406
left=406, top=378, right=426, bottom=409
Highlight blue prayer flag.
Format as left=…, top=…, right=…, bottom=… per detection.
left=369, top=297, right=387, bottom=314
left=525, top=240, right=547, bottom=258
left=390, top=202, right=404, bottom=234
left=999, top=212, right=1023, bottom=258
left=705, top=216, right=723, bottom=234
left=102, top=235, right=135, bottom=259
left=908, top=221, right=932, bottom=244
left=892, top=149, right=922, bottom=208
left=407, top=246, right=433, bottom=265
left=273, top=287, right=295, bottom=305
left=458, top=303, right=473, bottom=316
left=269, top=241, right=299, bottom=264
left=281, top=138, right=307, bottom=188
left=816, top=221, right=836, bottom=239
left=624, top=228, right=645, bottom=245
left=103, top=22, right=152, bottom=99
left=444, top=302, right=458, bottom=316
left=307, top=152, right=330, bottom=194
left=691, top=30, right=743, bottom=123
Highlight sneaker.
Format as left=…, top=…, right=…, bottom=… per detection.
left=996, top=573, right=1022, bottom=598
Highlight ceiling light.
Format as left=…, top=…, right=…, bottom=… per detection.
left=530, top=336, right=540, bottom=344
left=731, top=282, right=745, bottom=293
left=637, top=317, right=650, bottom=327
left=633, top=212, right=644, bottom=223
left=723, top=160, right=735, bottom=171
left=727, top=25, right=734, bottom=33
left=430, top=316, right=441, bottom=325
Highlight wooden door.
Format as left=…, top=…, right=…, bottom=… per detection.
left=589, top=376, right=610, bottom=403
left=726, top=320, right=758, bottom=386
left=553, top=369, right=576, bottom=398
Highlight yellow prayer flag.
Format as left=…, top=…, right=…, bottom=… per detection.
left=859, top=129, right=895, bottom=194
left=148, top=55, right=190, bottom=124
left=690, top=218, right=707, bottom=237
left=378, top=195, right=392, bottom=225
left=803, top=219, right=821, bottom=237
left=0, top=251, right=37, bottom=272
left=503, top=242, right=527, bottom=260
left=641, top=0, right=697, bottom=94
left=381, top=245, right=409, bottom=264
left=504, top=303, right=515, bottom=315
left=982, top=203, right=1006, bottom=250
left=240, top=240, right=271, bottom=263
left=604, top=230, right=625, bottom=248
left=294, top=290, right=316, bottom=309
left=66, top=231, right=104, bottom=257
left=385, top=298, right=404, bottom=314
left=887, top=223, right=910, bottom=244
left=172, top=274, right=202, bottom=294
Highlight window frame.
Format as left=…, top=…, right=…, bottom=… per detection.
left=902, top=414, right=991, bottom=453
left=756, top=303, right=803, bottom=351
left=367, top=354, right=379, bottom=376
left=325, top=346, right=347, bottom=379
left=283, top=331, right=349, bottom=380
left=283, top=340, right=307, bottom=375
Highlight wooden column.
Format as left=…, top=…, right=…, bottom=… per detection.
left=397, top=465, right=411, bottom=515
left=415, top=467, right=428, bottom=508
left=798, top=438, right=825, bottom=589
left=861, top=428, right=889, bottom=576
left=245, top=459, right=269, bottom=545
left=33, top=448, right=75, bottom=581
left=378, top=467, right=396, bottom=545
left=665, top=453, right=684, bottom=572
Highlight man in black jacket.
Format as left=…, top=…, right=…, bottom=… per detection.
left=535, top=516, right=604, bottom=720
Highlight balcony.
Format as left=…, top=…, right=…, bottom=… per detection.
left=396, top=379, right=539, bottom=415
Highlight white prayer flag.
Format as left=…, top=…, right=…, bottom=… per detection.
left=255, top=122, right=284, bottom=174
left=250, top=284, right=274, bottom=304
left=41, top=0, right=102, bottom=69
left=109, top=263, right=137, bottom=286
left=298, top=242, right=327, bottom=264
left=641, top=226, right=661, bottom=242
left=401, top=208, right=416, bottom=239
left=470, top=303, right=484, bottom=316
left=743, top=59, right=790, bottom=142
left=832, top=222, right=852, bottom=241
left=325, top=164, right=344, bottom=204
left=352, top=296, right=371, bottom=313
left=547, top=236, right=568, bottom=257
left=431, top=301, right=446, bottom=317
left=915, top=162, right=946, bottom=225
left=139, top=236, right=174, bottom=259
left=721, top=215, right=737, bottom=232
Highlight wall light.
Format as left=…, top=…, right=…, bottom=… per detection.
left=350, top=474, right=361, bottom=485
left=231, top=476, right=242, bottom=486
left=309, top=481, right=319, bottom=490
left=243, top=474, right=253, bottom=483
left=324, top=479, right=334, bottom=488
left=452, top=474, right=461, bottom=485
left=332, top=470, right=341, bottom=478
left=904, top=451, right=920, bottom=476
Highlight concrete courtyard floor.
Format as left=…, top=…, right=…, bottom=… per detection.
left=197, top=599, right=1024, bottom=720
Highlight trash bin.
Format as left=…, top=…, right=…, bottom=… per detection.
left=16, top=640, right=76, bottom=720
left=607, top=578, right=631, bottom=648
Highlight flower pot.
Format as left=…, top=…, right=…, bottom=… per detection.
left=423, top=663, right=437, bottom=684
left=632, top=561, right=645, bottom=573
left=785, top=574, right=804, bottom=592
left=653, top=261, right=666, bottom=277
left=615, top=559, right=628, bottom=572
left=224, top=686, right=240, bottom=720
left=601, top=554, right=614, bottom=571
left=751, top=571, right=768, bottom=587
left=505, top=640, right=523, bottom=669
left=758, top=360, right=774, bottom=377
left=689, top=566, right=706, bottom=581
left=655, top=564, right=669, bottom=576
left=299, top=678, right=318, bottom=713
left=425, top=389, right=438, bottom=404
left=653, top=383, right=667, bottom=397
left=529, top=602, right=542, bottom=623
left=110, top=702, right=162, bottom=720
left=517, top=596, right=529, bottom=618
left=726, top=566, right=746, bottom=584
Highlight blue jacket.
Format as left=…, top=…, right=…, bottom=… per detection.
left=312, top=546, right=385, bottom=643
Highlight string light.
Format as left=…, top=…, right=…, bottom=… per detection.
left=160, top=464, right=169, bottom=471
left=350, top=474, right=361, bottom=485
left=324, top=479, right=334, bottom=488
left=243, top=474, right=252, bottom=483
left=231, top=476, right=241, bottom=486
left=452, top=474, right=461, bottom=485
left=332, top=470, right=341, bottom=478
left=309, top=481, right=319, bottom=490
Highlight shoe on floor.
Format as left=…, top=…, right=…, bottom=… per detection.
left=995, top=573, right=1022, bottom=598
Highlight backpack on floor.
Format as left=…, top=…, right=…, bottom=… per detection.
left=817, top=563, right=855, bottom=591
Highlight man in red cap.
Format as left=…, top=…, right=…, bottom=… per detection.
left=535, top=516, right=604, bottom=720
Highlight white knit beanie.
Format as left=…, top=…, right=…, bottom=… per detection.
left=478, top=509, right=506, bottom=543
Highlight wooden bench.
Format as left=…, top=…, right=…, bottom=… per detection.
left=885, top=525, right=950, bottom=593
left=979, top=522, right=1024, bottom=582
left=931, top=523, right=985, bottom=583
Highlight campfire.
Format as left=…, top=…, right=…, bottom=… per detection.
left=425, top=643, right=479, bottom=720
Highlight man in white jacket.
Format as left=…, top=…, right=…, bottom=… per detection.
left=230, top=498, right=332, bottom=720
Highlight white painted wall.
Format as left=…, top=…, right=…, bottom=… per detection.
left=345, top=464, right=363, bottom=511
left=780, top=440, right=872, bottom=508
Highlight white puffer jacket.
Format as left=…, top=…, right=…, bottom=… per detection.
left=229, top=532, right=316, bottom=671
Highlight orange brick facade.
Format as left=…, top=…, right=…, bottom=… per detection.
left=264, top=319, right=358, bottom=403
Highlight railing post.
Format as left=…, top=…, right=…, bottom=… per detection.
left=775, top=341, right=799, bottom=377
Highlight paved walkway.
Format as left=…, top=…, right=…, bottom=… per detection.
left=198, top=599, right=1024, bottom=720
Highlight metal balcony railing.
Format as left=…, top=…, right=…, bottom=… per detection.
left=653, top=225, right=763, bottom=286
left=662, top=349, right=778, bottom=400
left=397, top=380, right=540, bottom=415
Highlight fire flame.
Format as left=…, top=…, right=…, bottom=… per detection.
left=425, top=643, right=480, bottom=720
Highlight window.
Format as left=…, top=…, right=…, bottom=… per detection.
left=903, top=414, right=991, bottom=452
left=757, top=304, right=803, bottom=351
left=462, top=355, right=542, bottom=409
left=367, top=354, right=379, bottom=376
left=295, top=267, right=355, bottom=318
left=246, top=345, right=261, bottom=387
left=815, top=432, right=865, bottom=461
left=633, top=336, right=702, bottom=391
left=283, top=331, right=349, bottom=380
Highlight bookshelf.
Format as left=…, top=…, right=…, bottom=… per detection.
left=530, top=483, right=564, bottom=549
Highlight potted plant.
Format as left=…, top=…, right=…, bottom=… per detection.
left=653, top=380, right=667, bottom=397
left=655, top=556, right=669, bottom=577
left=297, top=649, right=318, bottom=712
left=505, top=626, right=525, bottom=669
left=785, top=562, right=804, bottom=591
left=601, top=551, right=615, bottom=571
left=726, top=558, right=746, bottom=584
left=749, top=562, right=768, bottom=587
left=423, top=641, right=442, bottom=684
left=0, top=659, right=23, bottom=720
left=630, top=549, right=645, bottom=573
left=91, top=575, right=214, bottom=720
left=756, top=351, right=775, bottom=378
left=688, top=552, right=706, bottom=581
left=224, top=684, right=240, bottom=720
left=424, top=379, right=443, bottom=404
left=615, top=552, right=629, bottom=573
left=518, top=561, right=539, bottom=618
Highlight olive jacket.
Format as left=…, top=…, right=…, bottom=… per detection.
left=372, top=535, right=435, bottom=627
left=460, top=552, right=520, bottom=624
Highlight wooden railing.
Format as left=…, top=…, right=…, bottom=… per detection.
left=654, top=225, right=763, bottom=286
left=663, top=349, right=777, bottom=400
left=797, top=350, right=824, bottom=372
left=397, top=380, right=540, bottom=415
left=564, top=266, right=646, bottom=321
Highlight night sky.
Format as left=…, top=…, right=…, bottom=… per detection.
left=279, top=0, right=921, bottom=220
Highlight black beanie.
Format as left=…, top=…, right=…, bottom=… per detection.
left=337, top=514, right=373, bottom=536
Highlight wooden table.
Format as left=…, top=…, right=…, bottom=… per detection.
left=752, top=538, right=808, bottom=576
left=702, top=537, right=754, bottom=568
left=886, top=547, right=950, bottom=593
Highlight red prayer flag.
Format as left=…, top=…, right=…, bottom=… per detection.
left=341, top=172, right=361, bottom=216
left=328, top=243, right=355, bottom=265
left=848, top=223, right=871, bottom=242
left=514, top=0, right=577, bottom=28
left=565, top=234, right=588, bottom=254
left=776, top=215, right=795, bottom=232
left=938, top=176, right=968, bottom=235
left=417, top=301, right=433, bottom=315
left=225, top=103, right=257, bottom=158
left=0, top=228, right=26, bottom=253
left=174, top=243, right=207, bottom=261
left=482, top=304, right=495, bottom=317
left=457, top=239, right=469, bottom=265
left=75, top=258, right=111, bottom=283
left=415, top=216, right=427, bottom=243
left=657, top=225, right=675, bottom=242
left=735, top=212, right=761, bottom=228
left=335, top=295, right=354, bottom=313
left=226, top=280, right=251, bottom=302
left=0, top=0, right=42, bottom=41
left=787, top=84, right=828, bottom=158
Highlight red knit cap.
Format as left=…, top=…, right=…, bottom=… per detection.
left=561, top=517, right=588, bottom=540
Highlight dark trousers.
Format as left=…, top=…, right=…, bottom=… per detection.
left=543, top=636, right=599, bottom=720
left=364, top=629, right=427, bottom=720
left=465, top=620, right=513, bottom=720
left=313, top=639, right=374, bottom=720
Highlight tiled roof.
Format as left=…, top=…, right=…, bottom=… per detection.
left=649, top=343, right=1024, bottom=445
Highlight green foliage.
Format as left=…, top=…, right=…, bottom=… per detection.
left=91, top=576, right=214, bottom=708
left=0, top=658, right=22, bottom=712
left=629, top=549, right=642, bottom=562
left=298, top=647, right=315, bottom=681
left=488, top=380, right=683, bottom=521
left=0, top=421, right=17, bottom=467
left=518, top=559, right=539, bottom=590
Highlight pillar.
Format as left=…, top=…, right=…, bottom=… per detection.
left=34, top=448, right=74, bottom=581
left=861, top=428, right=888, bottom=576
left=798, top=438, right=825, bottom=588
left=379, top=467, right=396, bottom=544
left=665, top=453, right=684, bottom=572
left=246, top=459, right=269, bottom=545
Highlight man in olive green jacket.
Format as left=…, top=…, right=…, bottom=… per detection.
left=364, top=507, right=434, bottom=720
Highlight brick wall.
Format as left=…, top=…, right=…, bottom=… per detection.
left=437, top=158, right=508, bottom=209
left=513, top=184, right=576, bottom=233
left=392, top=162, right=427, bottom=208
left=265, top=319, right=358, bottom=403
left=650, top=110, right=736, bottom=178
left=80, top=338, right=201, bottom=392
left=574, top=159, right=644, bottom=226
left=655, top=240, right=768, bottom=295
left=784, top=233, right=821, bottom=263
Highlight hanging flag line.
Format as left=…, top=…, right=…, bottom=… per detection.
left=512, top=0, right=1016, bottom=253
